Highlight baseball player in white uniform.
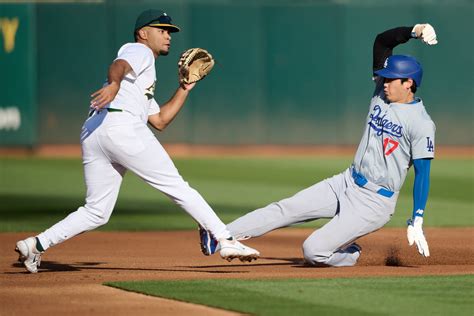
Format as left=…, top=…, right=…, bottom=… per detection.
left=15, top=9, right=259, bottom=273
left=200, top=24, right=437, bottom=267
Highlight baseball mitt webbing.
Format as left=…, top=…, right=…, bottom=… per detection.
left=178, top=48, right=215, bottom=85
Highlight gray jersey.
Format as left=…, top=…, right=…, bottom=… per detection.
left=353, top=77, right=436, bottom=192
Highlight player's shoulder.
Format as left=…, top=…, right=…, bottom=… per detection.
left=410, top=99, right=434, bottom=122
left=403, top=100, right=436, bottom=134
left=393, top=98, right=428, bottom=114
left=117, top=42, right=153, bottom=57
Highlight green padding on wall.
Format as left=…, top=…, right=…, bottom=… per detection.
left=1, top=1, right=473, bottom=146
left=0, top=4, right=36, bottom=146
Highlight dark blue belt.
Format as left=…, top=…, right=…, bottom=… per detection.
left=88, top=107, right=123, bottom=117
left=351, top=169, right=394, bottom=198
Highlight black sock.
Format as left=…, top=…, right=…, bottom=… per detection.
left=35, top=237, right=45, bottom=252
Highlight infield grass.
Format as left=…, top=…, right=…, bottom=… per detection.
left=107, top=275, right=474, bottom=316
left=0, top=157, right=472, bottom=232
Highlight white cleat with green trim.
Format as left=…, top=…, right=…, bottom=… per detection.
left=15, top=237, right=43, bottom=273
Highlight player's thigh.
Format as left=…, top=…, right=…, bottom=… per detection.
left=105, top=123, right=185, bottom=188
left=303, top=212, right=366, bottom=255
left=279, top=175, right=343, bottom=219
left=82, top=135, right=126, bottom=216
left=303, top=197, right=390, bottom=254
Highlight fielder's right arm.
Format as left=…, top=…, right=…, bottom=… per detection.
left=90, top=59, right=132, bottom=109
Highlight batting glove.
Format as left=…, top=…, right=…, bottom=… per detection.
left=407, top=216, right=430, bottom=257
left=412, top=23, right=438, bottom=45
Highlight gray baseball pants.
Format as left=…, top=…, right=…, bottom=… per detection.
left=227, top=168, right=398, bottom=267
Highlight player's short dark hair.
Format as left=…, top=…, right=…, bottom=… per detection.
left=401, top=78, right=417, bottom=93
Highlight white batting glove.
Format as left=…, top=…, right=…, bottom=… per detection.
left=412, top=24, right=438, bottom=45
left=407, top=216, right=430, bottom=257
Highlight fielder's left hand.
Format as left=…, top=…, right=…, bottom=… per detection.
left=180, top=82, right=196, bottom=91
left=412, top=23, right=438, bottom=45
left=407, top=216, right=430, bottom=257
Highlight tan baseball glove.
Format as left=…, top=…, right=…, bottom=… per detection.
left=178, top=48, right=215, bottom=85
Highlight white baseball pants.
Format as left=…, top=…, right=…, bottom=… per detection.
left=37, top=110, right=230, bottom=250
left=227, top=168, right=398, bottom=267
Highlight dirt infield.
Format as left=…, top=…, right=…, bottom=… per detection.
left=1, top=228, right=473, bottom=315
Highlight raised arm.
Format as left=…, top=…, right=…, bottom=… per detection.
left=373, top=24, right=438, bottom=72
left=373, top=27, right=412, bottom=72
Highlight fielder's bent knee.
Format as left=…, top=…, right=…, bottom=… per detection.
left=81, top=205, right=111, bottom=228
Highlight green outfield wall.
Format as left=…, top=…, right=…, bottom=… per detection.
left=1, top=0, right=472, bottom=146
left=0, top=3, right=36, bottom=146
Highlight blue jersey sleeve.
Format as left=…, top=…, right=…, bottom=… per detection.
left=412, top=158, right=432, bottom=218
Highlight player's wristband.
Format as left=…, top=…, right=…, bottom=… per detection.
left=411, top=25, right=419, bottom=38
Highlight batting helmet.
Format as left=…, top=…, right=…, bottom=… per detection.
left=374, top=55, right=423, bottom=87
